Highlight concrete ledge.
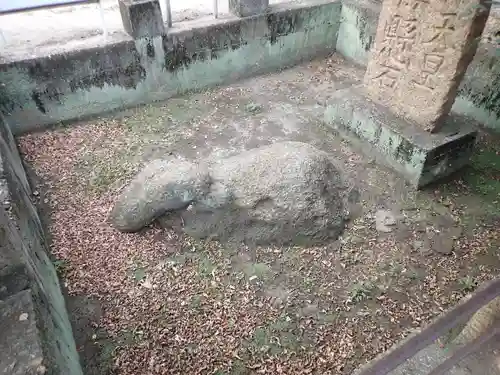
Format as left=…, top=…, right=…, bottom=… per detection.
left=0, top=0, right=341, bottom=135
left=335, top=0, right=500, bottom=133
left=0, top=290, right=44, bottom=375
left=229, top=0, right=269, bottom=17
left=325, top=87, right=478, bottom=188
left=0, top=113, right=83, bottom=375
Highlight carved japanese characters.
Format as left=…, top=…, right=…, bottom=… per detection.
left=364, top=0, right=491, bottom=132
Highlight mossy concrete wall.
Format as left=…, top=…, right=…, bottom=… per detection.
left=453, top=43, right=500, bottom=131
left=335, top=0, right=500, bottom=133
left=336, top=0, right=378, bottom=66
left=0, top=112, right=83, bottom=375
left=0, top=0, right=341, bottom=135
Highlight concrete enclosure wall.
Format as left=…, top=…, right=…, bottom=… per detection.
left=1, top=0, right=497, bottom=134
left=335, top=0, right=500, bottom=132
left=0, top=112, right=83, bottom=375
left=0, top=0, right=341, bottom=134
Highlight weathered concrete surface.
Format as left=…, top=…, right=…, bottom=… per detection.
left=0, top=290, right=44, bottom=375
left=0, top=0, right=341, bottom=135
left=111, top=142, right=348, bottom=246
left=335, top=0, right=500, bottom=133
left=454, top=296, right=500, bottom=345
left=370, top=340, right=500, bottom=375
left=119, top=0, right=164, bottom=38
left=336, top=0, right=379, bottom=66
left=385, top=343, right=471, bottom=375
left=229, top=0, right=269, bottom=17
left=453, top=43, right=500, bottom=132
left=0, top=113, right=83, bottom=375
left=0, top=245, right=29, bottom=301
left=335, top=0, right=382, bottom=64
left=359, top=328, right=500, bottom=375
left=325, top=86, right=478, bottom=188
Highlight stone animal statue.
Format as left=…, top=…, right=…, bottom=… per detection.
left=109, top=142, right=351, bottom=246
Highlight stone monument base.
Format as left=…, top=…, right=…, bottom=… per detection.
left=325, top=87, right=478, bottom=188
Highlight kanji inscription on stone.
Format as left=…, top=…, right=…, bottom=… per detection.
left=364, top=0, right=491, bottom=132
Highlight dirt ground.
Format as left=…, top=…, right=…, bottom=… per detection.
left=19, top=54, right=500, bottom=375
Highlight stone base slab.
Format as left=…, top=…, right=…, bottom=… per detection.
left=324, top=86, right=478, bottom=188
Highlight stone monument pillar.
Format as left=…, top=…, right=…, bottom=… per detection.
left=326, top=0, right=492, bottom=187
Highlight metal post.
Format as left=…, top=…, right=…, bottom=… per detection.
left=164, top=0, right=172, bottom=28
left=213, top=0, right=218, bottom=18
left=98, top=1, right=108, bottom=40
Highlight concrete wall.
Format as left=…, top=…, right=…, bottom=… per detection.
left=453, top=43, right=500, bottom=131
left=0, top=0, right=342, bottom=135
left=0, top=112, right=83, bottom=375
left=336, top=0, right=378, bottom=66
left=335, top=0, right=500, bottom=133
left=0, top=0, right=498, bottom=134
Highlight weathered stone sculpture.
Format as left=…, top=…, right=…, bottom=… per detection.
left=110, top=142, right=348, bottom=246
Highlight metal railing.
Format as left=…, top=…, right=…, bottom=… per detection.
left=355, top=278, right=500, bottom=375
